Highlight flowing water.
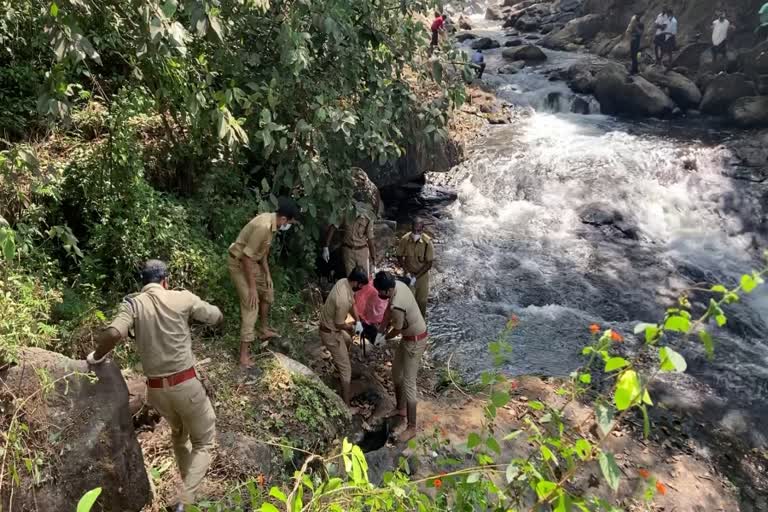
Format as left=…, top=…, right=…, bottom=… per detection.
left=419, top=16, right=768, bottom=442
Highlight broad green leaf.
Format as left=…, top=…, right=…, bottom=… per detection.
left=554, top=493, right=568, bottom=512
left=466, top=472, right=481, bottom=483
left=614, top=370, right=641, bottom=411
left=467, top=432, right=481, bottom=449
left=598, top=451, right=621, bottom=491
left=76, top=487, right=102, bottom=512
left=269, top=487, right=287, bottom=503
left=741, top=274, right=757, bottom=293
left=645, top=325, right=661, bottom=344
left=716, top=314, right=727, bottom=327
left=659, top=347, right=687, bottom=373
left=540, top=445, right=556, bottom=463
left=535, top=480, right=558, bottom=500
left=595, top=403, right=615, bottom=436
left=574, top=439, right=592, bottom=460
left=491, top=390, right=510, bottom=408
left=261, top=505, right=279, bottom=512
left=604, top=357, right=629, bottom=372
left=579, top=373, right=592, bottom=384
left=486, top=436, right=501, bottom=455
left=582, top=346, right=594, bottom=355
left=664, top=315, right=690, bottom=333
left=161, top=0, right=178, bottom=18
left=633, top=322, right=656, bottom=335
left=698, top=330, right=715, bottom=360
left=710, top=284, right=727, bottom=293
left=642, top=390, right=653, bottom=406
left=50, top=2, right=59, bottom=17
left=528, top=401, right=545, bottom=411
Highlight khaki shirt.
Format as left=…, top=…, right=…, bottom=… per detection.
left=389, top=281, right=426, bottom=337
left=319, top=279, right=354, bottom=332
left=342, top=203, right=375, bottom=248
left=228, top=212, right=277, bottom=261
left=397, top=233, right=435, bottom=274
left=109, top=283, right=222, bottom=377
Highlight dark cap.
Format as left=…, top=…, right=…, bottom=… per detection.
left=276, top=196, right=299, bottom=220
left=373, top=271, right=396, bottom=292
left=141, top=259, right=168, bottom=284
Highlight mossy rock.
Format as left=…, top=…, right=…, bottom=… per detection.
left=243, top=352, right=352, bottom=454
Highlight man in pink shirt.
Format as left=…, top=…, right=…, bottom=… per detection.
left=354, top=282, right=388, bottom=346
left=430, top=12, right=445, bottom=49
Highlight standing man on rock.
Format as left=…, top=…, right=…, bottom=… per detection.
left=662, top=8, right=678, bottom=67
left=653, top=8, right=669, bottom=65
left=87, top=260, right=223, bottom=512
left=323, top=201, right=377, bottom=277
left=711, top=11, right=732, bottom=63
left=373, top=271, right=429, bottom=443
left=397, top=218, right=434, bottom=319
left=430, top=11, right=445, bottom=53
left=229, top=197, right=299, bottom=368
left=471, top=48, right=486, bottom=79
left=319, top=267, right=367, bottom=408
left=625, top=11, right=645, bottom=75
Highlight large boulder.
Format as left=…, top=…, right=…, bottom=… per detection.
left=505, top=38, right=524, bottom=47
left=499, top=62, right=526, bottom=74
left=455, top=32, right=478, bottom=42
left=458, top=15, right=472, bottom=30
left=566, top=59, right=625, bottom=94
left=471, top=37, right=501, bottom=50
left=0, top=348, right=150, bottom=511
left=516, top=15, right=542, bottom=32
left=729, top=96, right=768, bottom=127
left=641, top=66, right=702, bottom=109
left=540, top=14, right=603, bottom=50
left=502, top=44, right=547, bottom=62
left=672, top=43, right=711, bottom=72
left=594, top=65, right=675, bottom=117
left=485, top=6, right=504, bottom=20
left=700, top=73, right=757, bottom=115
left=740, top=41, right=768, bottom=78
left=554, top=0, right=581, bottom=12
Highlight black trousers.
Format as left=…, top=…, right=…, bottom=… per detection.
left=473, top=62, right=486, bottom=79
left=431, top=29, right=439, bottom=46
left=630, top=37, right=641, bottom=74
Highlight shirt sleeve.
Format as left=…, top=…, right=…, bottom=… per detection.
left=334, top=291, right=351, bottom=327
left=189, top=293, right=223, bottom=325
left=396, top=236, right=406, bottom=257
left=243, top=225, right=271, bottom=261
left=424, top=240, right=435, bottom=263
left=366, top=217, right=374, bottom=241
left=390, top=307, right=406, bottom=331
left=109, top=300, right=135, bottom=338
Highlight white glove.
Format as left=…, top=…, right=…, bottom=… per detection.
left=322, top=247, right=330, bottom=263
left=408, top=274, right=417, bottom=287
left=374, top=333, right=387, bottom=348
left=86, top=351, right=107, bottom=365
left=354, top=321, right=364, bottom=336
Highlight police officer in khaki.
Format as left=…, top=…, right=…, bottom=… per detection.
left=87, top=260, right=223, bottom=512
left=228, top=197, right=298, bottom=368
left=318, top=267, right=368, bottom=408
left=372, top=271, right=428, bottom=442
left=322, top=201, right=377, bottom=276
left=396, top=218, right=434, bottom=318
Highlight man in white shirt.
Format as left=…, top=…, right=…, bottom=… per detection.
left=661, top=8, right=678, bottom=66
left=711, top=11, right=732, bottom=62
left=653, top=10, right=669, bottom=64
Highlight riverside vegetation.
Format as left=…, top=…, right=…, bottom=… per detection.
left=1, top=0, right=766, bottom=511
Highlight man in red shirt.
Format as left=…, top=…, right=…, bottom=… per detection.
left=431, top=12, right=445, bottom=49
left=354, top=281, right=388, bottom=347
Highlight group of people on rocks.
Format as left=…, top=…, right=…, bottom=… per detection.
left=626, top=5, right=768, bottom=76
left=85, top=193, right=437, bottom=510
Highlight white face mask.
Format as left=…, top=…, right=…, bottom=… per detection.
left=411, top=233, right=421, bottom=242
left=279, top=224, right=292, bottom=232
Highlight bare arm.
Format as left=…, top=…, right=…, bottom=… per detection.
left=324, top=225, right=336, bottom=247
left=368, top=238, right=377, bottom=265
left=93, top=327, right=123, bottom=361
left=261, top=256, right=271, bottom=288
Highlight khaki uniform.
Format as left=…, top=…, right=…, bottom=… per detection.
left=228, top=213, right=276, bottom=343
left=388, top=281, right=428, bottom=405
left=319, top=279, right=355, bottom=384
left=341, top=203, right=375, bottom=275
left=109, top=283, right=222, bottom=505
left=396, top=232, right=435, bottom=318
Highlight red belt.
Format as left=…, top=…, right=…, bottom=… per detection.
left=402, top=332, right=428, bottom=342
left=147, top=367, right=196, bottom=388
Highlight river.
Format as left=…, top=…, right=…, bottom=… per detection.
left=416, top=15, right=768, bottom=446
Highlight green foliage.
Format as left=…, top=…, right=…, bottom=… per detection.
left=76, top=487, right=103, bottom=512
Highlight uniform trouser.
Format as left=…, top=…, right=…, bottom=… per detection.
left=392, top=337, right=428, bottom=405
left=228, top=256, right=273, bottom=343
left=409, top=273, right=430, bottom=319
left=630, top=37, right=640, bottom=74
left=342, top=246, right=370, bottom=276
left=147, top=378, right=216, bottom=505
left=320, top=329, right=353, bottom=384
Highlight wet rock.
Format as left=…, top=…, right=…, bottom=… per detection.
left=554, top=0, right=581, bottom=12
left=505, top=38, right=524, bottom=47
left=374, top=221, right=397, bottom=260
left=641, top=66, right=702, bottom=109
left=729, top=96, right=768, bottom=128
left=672, top=43, right=710, bottom=72
left=471, top=37, right=501, bottom=50
left=739, top=41, right=768, bottom=78
left=700, top=73, right=757, bottom=115
left=540, top=14, right=603, bottom=50
left=458, top=15, right=472, bottom=30
left=499, top=62, right=526, bottom=74
left=0, top=347, right=150, bottom=511
left=365, top=446, right=402, bottom=485
left=455, top=32, right=478, bottom=42
left=757, top=75, right=768, bottom=95
left=516, top=15, right=541, bottom=32
left=566, top=60, right=625, bottom=95
left=502, top=44, right=547, bottom=62
left=578, top=203, right=638, bottom=239
left=540, top=22, right=558, bottom=34
left=594, top=65, right=675, bottom=117
left=485, top=6, right=503, bottom=20
left=215, top=431, right=277, bottom=479
left=525, top=34, right=541, bottom=40
left=571, top=97, right=590, bottom=114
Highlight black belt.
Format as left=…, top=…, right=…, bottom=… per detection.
left=343, top=244, right=368, bottom=250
